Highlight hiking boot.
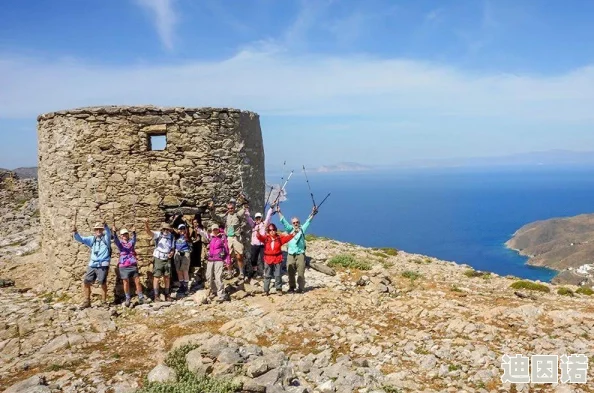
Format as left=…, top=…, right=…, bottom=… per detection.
left=165, top=295, right=174, bottom=302
left=137, top=297, right=145, bottom=305
left=80, top=299, right=91, bottom=309
left=124, top=298, right=131, bottom=308
left=215, top=297, right=226, bottom=303
left=287, top=288, right=295, bottom=293
left=263, top=291, right=269, bottom=297
left=296, top=288, right=303, bottom=294
left=277, top=290, right=283, bottom=296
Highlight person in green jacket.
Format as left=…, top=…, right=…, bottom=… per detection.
left=277, top=205, right=318, bottom=293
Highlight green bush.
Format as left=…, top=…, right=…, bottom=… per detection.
left=510, top=280, right=550, bottom=293
left=557, top=287, right=574, bottom=297
left=463, top=269, right=490, bottom=279
left=136, top=345, right=242, bottom=393
left=401, top=271, right=422, bottom=281
left=379, top=247, right=398, bottom=256
left=371, top=251, right=388, bottom=259
left=327, top=254, right=371, bottom=271
left=576, top=287, right=594, bottom=296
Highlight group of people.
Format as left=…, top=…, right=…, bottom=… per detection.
left=72, top=196, right=318, bottom=308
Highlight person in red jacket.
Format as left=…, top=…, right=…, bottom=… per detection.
left=256, top=223, right=298, bottom=296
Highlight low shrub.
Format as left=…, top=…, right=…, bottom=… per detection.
left=327, top=254, right=371, bottom=270
left=463, top=269, right=490, bottom=279
left=509, top=280, right=550, bottom=293
left=379, top=247, right=398, bottom=256
left=401, top=271, right=422, bottom=281
left=576, top=287, right=594, bottom=296
left=557, top=287, right=574, bottom=297
left=136, top=344, right=242, bottom=393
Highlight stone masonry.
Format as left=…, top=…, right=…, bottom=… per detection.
left=37, top=106, right=264, bottom=293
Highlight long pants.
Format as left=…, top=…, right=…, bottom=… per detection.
left=206, top=261, right=225, bottom=300
left=250, top=245, right=264, bottom=275
left=263, top=263, right=282, bottom=293
left=287, top=253, right=306, bottom=291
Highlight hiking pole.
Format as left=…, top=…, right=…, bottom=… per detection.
left=302, top=165, right=317, bottom=208
left=273, top=170, right=294, bottom=206
left=316, top=193, right=331, bottom=210
left=264, top=183, right=274, bottom=210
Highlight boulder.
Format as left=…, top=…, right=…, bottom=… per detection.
left=147, top=364, right=177, bottom=383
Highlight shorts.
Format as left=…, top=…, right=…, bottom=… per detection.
left=119, top=266, right=139, bottom=280
left=227, top=237, right=244, bottom=255
left=153, top=257, right=171, bottom=278
left=83, top=266, right=109, bottom=285
left=174, top=253, right=190, bottom=272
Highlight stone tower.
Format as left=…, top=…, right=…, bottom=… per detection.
left=37, top=106, right=264, bottom=293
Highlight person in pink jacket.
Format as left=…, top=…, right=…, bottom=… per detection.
left=199, top=224, right=230, bottom=303
left=245, top=206, right=274, bottom=278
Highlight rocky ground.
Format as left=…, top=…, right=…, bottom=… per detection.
left=1, top=176, right=593, bottom=392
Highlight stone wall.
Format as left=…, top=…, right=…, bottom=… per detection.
left=37, top=106, right=264, bottom=293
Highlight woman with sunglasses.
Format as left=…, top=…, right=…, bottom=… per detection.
left=256, top=223, right=299, bottom=296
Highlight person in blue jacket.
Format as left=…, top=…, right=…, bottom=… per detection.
left=73, top=220, right=112, bottom=309
left=277, top=205, right=318, bottom=293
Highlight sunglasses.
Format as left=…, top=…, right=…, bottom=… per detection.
left=292, top=221, right=300, bottom=225
left=268, top=228, right=276, bottom=232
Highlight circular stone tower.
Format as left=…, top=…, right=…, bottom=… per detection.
left=37, top=106, right=264, bottom=293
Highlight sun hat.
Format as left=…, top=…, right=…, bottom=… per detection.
left=211, top=224, right=220, bottom=231
left=254, top=212, right=262, bottom=218
left=119, top=228, right=129, bottom=235
left=93, top=222, right=104, bottom=230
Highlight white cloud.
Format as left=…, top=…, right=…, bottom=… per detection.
left=134, top=0, right=177, bottom=50
left=1, top=49, right=594, bottom=125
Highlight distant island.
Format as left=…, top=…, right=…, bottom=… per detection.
left=506, top=214, right=594, bottom=285
left=313, top=162, right=371, bottom=173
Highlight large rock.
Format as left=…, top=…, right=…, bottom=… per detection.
left=185, top=348, right=214, bottom=376
left=3, top=375, right=50, bottom=393
left=147, top=364, right=177, bottom=383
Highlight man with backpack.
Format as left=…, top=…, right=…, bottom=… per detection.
left=145, top=219, right=175, bottom=302
left=72, top=220, right=112, bottom=309
left=277, top=205, right=318, bottom=293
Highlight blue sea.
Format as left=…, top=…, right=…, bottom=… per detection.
left=270, top=166, right=594, bottom=282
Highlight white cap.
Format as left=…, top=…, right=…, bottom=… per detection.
left=178, top=224, right=187, bottom=229
left=119, top=228, right=129, bottom=235
left=254, top=212, right=263, bottom=218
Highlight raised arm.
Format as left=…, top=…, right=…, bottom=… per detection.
left=280, top=231, right=297, bottom=245
left=245, top=209, right=255, bottom=228
left=208, top=202, right=225, bottom=225
left=276, top=206, right=293, bottom=232
left=113, top=234, right=123, bottom=250
left=263, top=207, right=274, bottom=226
left=73, top=232, right=93, bottom=247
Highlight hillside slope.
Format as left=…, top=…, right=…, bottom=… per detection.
left=1, top=176, right=593, bottom=392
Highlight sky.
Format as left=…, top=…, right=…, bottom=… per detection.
left=1, top=0, right=594, bottom=169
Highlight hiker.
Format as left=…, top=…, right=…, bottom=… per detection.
left=245, top=206, right=274, bottom=278
left=168, top=210, right=188, bottom=289
left=112, top=225, right=145, bottom=307
left=72, top=220, right=112, bottom=308
left=145, top=219, right=175, bottom=302
left=256, top=223, right=298, bottom=296
left=174, top=223, right=192, bottom=295
left=209, top=197, right=247, bottom=279
left=277, top=205, right=318, bottom=293
left=201, top=224, right=229, bottom=303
